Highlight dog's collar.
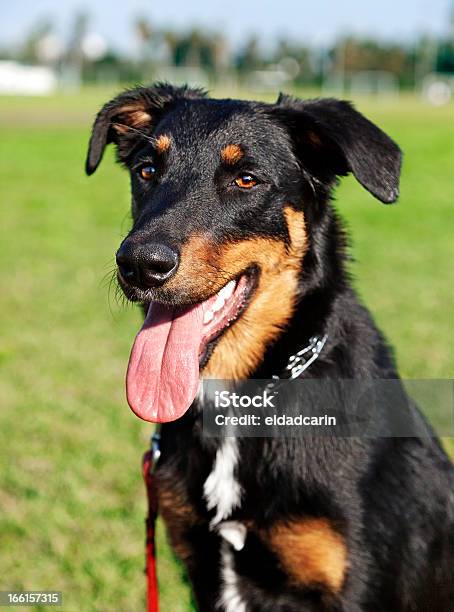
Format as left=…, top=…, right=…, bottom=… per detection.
left=267, top=334, right=328, bottom=389
left=151, top=335, right=328, bottom=455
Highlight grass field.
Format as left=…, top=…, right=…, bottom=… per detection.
left=0, top=87, right=453, bottom=611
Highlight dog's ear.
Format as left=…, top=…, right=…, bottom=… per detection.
left=85, top=83, right=205, bottom=175
left=273, top=94, right=402, bottom=203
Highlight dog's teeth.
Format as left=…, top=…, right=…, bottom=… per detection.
left=219, top=280, right=236, bottom=301
left=212, top=294, right=226, bottom=313
left=204, top=280, right=237, bottom=324
left=203, top=310, right=214, bottom=325
left=210, top=280, right=236, bottom=314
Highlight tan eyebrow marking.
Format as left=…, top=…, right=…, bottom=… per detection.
left=307, top=130, right=322, bottom=147
left=112, top=104, right=152, bottom=134
left=155, top=134, right=171, bottom=154
left=221, top=144, right=244, bottom=165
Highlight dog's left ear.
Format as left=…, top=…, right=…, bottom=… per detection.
left=273, top=94, right=402, bottom=203
left=85, top=83, right=205, bottom=175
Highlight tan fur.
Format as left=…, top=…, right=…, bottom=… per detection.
left=155, top=134, right=171, bottom=153
left=284, top=206, right=307, bottom=252
left=221, top=144, right=244, bottom=165
left=164, top=206, right=307, bottom=379
left=112, top=104, right=152, bottom=134
left=264, top=518, right=348, bottom=593
left=307, top=130, right=322, bottom=147
left=156, top=476, right=200, bottom=562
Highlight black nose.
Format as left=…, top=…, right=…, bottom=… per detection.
left=116, top=241, right=179, bottom=288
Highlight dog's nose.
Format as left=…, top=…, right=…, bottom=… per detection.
left=116, top=241, right=179, bottom=288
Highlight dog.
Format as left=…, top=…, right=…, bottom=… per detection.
left=86, top=84, right=454, bottom=611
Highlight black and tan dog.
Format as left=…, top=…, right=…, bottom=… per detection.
left=86, top=84, right=454, bottom=611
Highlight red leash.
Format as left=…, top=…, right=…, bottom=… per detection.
left=142, top=433, right=161, bottom=612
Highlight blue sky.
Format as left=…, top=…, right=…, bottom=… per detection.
left=2, top=0, right=453, bottom=54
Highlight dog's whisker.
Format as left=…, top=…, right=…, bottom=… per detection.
left=100, top=267, right=117, bottom=290
left=106, top=270, right=124, bottom=317
left=112, top=122, right=156, bottom=145
left=201, top=261, right=235, bottom=283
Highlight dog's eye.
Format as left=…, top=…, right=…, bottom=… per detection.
left=234, top=174, right=258, bottom=189
left=139, top=165, right=156, bottom=181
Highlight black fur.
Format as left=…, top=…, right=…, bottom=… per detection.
left=87, top=84, right=454, bottom=611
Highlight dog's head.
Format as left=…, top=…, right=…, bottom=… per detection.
left=86, top=83, right=401, bottom=422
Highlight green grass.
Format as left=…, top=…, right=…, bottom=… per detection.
left=0, top=89, right=453, bottom=611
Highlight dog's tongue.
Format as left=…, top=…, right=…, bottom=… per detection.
left=126, top=302, right=204, bottom=422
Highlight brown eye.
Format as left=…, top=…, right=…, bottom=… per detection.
left=140, top=165, right=156, bottom=180
left=234, top=174, right=258, bottom=189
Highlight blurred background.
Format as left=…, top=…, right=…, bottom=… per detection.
left=1, top=1, right=453, bottom=610
left=3, top=0, right=454, bottom=100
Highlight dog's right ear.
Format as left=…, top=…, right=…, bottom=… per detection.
left=272, top=94, right=402, bottom=204
left=85, top=83, right=205, bottom=175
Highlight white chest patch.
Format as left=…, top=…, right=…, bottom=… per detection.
left=217, top=520, right=247, bottom=551
left=218, top=542, right=247, bottom=612
left=203, top=437, right=242, bottom=526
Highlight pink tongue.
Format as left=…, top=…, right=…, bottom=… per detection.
left=126, top=302, right=204, bottom=422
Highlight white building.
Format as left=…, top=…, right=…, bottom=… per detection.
left=0, top=61, right=57, bottom=95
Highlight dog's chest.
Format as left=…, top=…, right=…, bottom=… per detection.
left=203, top=437, right=242, bottom=525
left=203, top=437, right=248, bottom=551
left=156, top=436, right=245, bottom=550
